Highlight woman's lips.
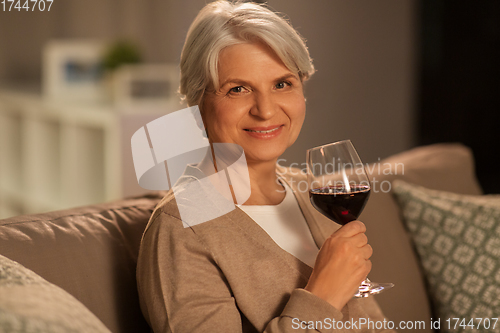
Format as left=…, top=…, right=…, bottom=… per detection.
left=244, top=125, right=284, bottom=139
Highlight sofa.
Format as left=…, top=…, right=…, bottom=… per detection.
left=0, top=143, right=487, bottom=333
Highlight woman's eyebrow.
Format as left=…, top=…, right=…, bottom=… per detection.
left=274, top=73, right=299, bottom=82
left=220, top=73, right=299, bottom=88
left=220, top=78, right=248, bottom=87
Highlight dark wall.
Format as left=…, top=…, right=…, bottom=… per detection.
left=419, top=0, right=500, bottom=193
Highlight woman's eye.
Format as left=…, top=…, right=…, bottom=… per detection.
left=275, top=81, right=290, bottom=89
left=229, top=86, right=245, bottom=94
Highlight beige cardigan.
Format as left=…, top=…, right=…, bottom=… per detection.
left=136, top=166, right=395, bottom=332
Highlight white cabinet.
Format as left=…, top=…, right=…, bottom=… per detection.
left=0, top=88, right=175, bottom=218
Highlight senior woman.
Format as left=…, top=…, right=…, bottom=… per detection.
left=137, top=1, right=394, bottom=332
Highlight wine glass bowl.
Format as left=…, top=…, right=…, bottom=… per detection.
left=306, top=140, right=394, bottom=297
left=309, top=184, right=371, bottom=225
left=307, top=140, right=371, bottom=225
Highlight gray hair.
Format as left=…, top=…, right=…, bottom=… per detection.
left=179, top=0, right=315, bottom=107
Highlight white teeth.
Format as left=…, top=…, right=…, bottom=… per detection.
left=246, top=127, right=281, bottom=133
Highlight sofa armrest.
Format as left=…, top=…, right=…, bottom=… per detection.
left=0, top=191, right=166, bottom=333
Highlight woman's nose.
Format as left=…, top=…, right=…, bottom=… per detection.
left=250, top=93, right=277, bottom=120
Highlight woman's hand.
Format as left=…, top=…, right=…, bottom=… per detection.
left=304, top=220, right=373, bottom=311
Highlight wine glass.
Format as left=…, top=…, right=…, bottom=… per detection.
left=306, top=140, right=394, bottom=297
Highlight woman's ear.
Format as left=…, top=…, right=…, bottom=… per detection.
left=198, top=96, right=211, bottom=140
left=190, top=104, right=209, bottom=140
left=197, top=106, right=208, bottom=139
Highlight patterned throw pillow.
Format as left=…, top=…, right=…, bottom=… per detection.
left=0, top=254, right=111, bottom=333
left=392, top=180, right=500, bottom=333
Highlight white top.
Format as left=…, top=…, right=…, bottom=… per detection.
left=238, top=179, right=319, bottom=268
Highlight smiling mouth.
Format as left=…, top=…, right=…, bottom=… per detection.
left=244, top=125, right=283, bottom=133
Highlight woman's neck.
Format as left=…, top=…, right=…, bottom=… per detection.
left=197, top=149, right=285, bottom=206
left=244, top=160, right=285, bottom=205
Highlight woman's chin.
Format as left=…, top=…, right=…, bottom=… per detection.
left=244, top=148, right=286, bottom=165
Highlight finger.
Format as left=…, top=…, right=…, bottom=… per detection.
left=350, top=232, right=368, bottom=247
left=338, top=220, right=366, bottom=237
left=353, top=259, right=372, bottom=285
left=361, top=244, right=373, bottom=259
left=366, top=259, right=372, bottom=274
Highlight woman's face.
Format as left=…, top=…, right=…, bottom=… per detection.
left=202, top=42, right=306, bottom=164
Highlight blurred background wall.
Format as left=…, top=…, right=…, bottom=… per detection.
left=0, top=0, right=417, bottom=160
left=0, top=1, right=201, bottom=83
left=0, top=0, right=498, bottom=218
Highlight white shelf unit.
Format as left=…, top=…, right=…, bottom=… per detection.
left=0, top=89, right=175, bottom=219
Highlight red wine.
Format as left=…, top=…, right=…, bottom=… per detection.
left=309, top=185, right=371, bottom=225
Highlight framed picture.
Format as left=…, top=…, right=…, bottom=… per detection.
left=112, top=64, right=179, bottom=108
left=42, top=40, right=106, bottom=102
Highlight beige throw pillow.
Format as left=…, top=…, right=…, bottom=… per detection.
left=0, top=254, right=111, bottom=333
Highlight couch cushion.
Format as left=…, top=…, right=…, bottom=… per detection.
left=392, top=180, right=500, bottom=331
left=0, top=192, right=165, bottom=333
left=361, top=143, right=482, bottom=331
left=0, top=254, right=111, bottom=333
